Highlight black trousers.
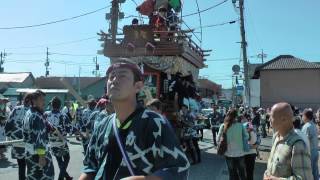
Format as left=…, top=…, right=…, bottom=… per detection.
left=17, top=158, right=26, bottom=180
left=55, top=153, right=70, bottom=179
left=184, top=138, right=201, bottom=163
left=211, top=127, right=218, bottom=146
left=244, top=153, right=256, bottom=180
left=192, top=138, right=201, bottom=162
left=197, top=129, right=203, bottom=141
left=225, top=156, right=247, bottom=180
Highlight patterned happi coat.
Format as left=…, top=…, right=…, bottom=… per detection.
left=86, top=109, right=109, bottom=134
left=44, top=110, right=72, bottom=157
left=5, top=105, right=29, bottom=159
left=79, top=108, right=94, bottom=145
left=23, top=108, right=54, bottom=180
left=83, top=108, right=190, bottom=180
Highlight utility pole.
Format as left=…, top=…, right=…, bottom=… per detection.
left=0, top=50, right=6, bottom=73
left=45, top=47, right=50, bottom=77
left=93, top=56, right=99, bottom=77
left=110, top=0, right=119, bottom=44
left=237, top=0, right=250, bottom=106
left=106, top=0, right=124, bottom=44
left=258, top=49, right=267, bottom=64
left=78, top=66, right=81, bottom=95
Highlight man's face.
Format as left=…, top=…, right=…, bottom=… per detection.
left=270, top=109, right=279, bottom=131
left=302, top=114, right=309, bottom=123
left=106, top=68, right=142, bottom=101
left=34, top=95, right=45, bottom=112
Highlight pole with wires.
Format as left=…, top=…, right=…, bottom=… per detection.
left=110, top=0, right=120, bottom=44
left=195, top=0, right=203, bottom=47
left=258, top=49, right=267, bottom=64
left=238, top=0, right=250, bottom=106
left=45, top=47, right=50, bottom=77
left=0, top=50, right=6, bottom=73
left=93, top=56, right=99, bottom=77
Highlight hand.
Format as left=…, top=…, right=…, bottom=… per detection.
left=264, top=175, right=279, bottom=180
left=121, top=176, right=161, bottom=180
left=38, top=156, right=46, bottom=168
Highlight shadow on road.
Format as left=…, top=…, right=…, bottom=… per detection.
left=254, top=161, right=267, bottom=180
left=189, top=149, right=226, bottom=180
left=0, top=157, right=17, bottom=168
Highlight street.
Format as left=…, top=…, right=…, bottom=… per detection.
left=0, top=130, right=272, bottom=180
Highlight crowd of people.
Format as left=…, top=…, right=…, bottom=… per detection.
left=211, top=104, right=320, bottom=180
left=0, top=60, right=319, bottom=180
left=0, top=61, right=192, bottom=180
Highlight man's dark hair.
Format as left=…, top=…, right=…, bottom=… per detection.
left=32, top=90, right=45, bottom=100
left=146, top=99, right=162, bottom=111
left=303, top=109, right=314, bottom=120
left=132, top=18, right=139, bottom=25
left=30, top=90, right=45, bottom=107
left=181, top=104, right=188, bottom=109
left=88, top=100, right=97, bottom=110
left=293, top=118, right=301, bottom=129
left=23, top=93, right=33, bottom=105
left=106, top=60, right=143, bottom=83
left=51, top=96, right=61, bottom=110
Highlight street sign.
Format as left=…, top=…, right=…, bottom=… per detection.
left=236, top=85, right=244, bottom=91
left=232, top=65, right=240, bottom=74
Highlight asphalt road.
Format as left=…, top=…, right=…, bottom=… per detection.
left=0, top=130, right=271, bottom=180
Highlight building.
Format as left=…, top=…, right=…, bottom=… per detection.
left=35, top=76, right=105, bottom=100
left=253, top=55, right=320, bottom=110
left=198, top=78, right=221, bottom=99
left=0, top=72, right=35, bottom=92
left=0, top=72, right=35, bottom=105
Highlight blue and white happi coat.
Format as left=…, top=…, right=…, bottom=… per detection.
left=44, top=110, right=72, bottom=157
left=23, top=108, right=54, bottom=180
left=79, top=108, right=94, bottom=145
left=83, top=109, right=190, bottom=180
left=5, top=105, right=29, bottom=159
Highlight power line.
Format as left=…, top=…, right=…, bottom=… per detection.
left=195, top=0, right=203, bottom=47
left=182, top=0, right=228, bottom=18
left=181, top=20, right=201, bottom=43
left=5, top=58, right=98, bottom=66
left=4, top=36, right=98, bottom=50
left=0, top=6, right=110, bottom=30
left=194, top=19, right=239, bottom=30
left=51, top=52, right=97, bottom=57
left=7, top=52, right=98, bottom=57
left=206, top=55, right=258, bottom=62
left=130, top=0, right=138, bottom=6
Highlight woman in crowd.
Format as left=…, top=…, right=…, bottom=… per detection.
left=243, top=122, right=258, bottom=180
left=217, top=109, right=247, bottom=180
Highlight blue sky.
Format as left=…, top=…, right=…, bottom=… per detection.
left=0, top=0, right=319, bottom=88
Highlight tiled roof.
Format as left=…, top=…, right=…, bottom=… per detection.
left=0, top=72, right=33, bottom=83
left=35, top=77, right=104, bottom=90
left=198, top=79, right=221, bottom=92
left=260, top=55, right=320, bottom=70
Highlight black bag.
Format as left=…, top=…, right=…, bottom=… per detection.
left=217, top=132, right=227, bottom=155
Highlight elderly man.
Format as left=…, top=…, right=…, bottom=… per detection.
left=264, top=102, right=313, bottom=180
